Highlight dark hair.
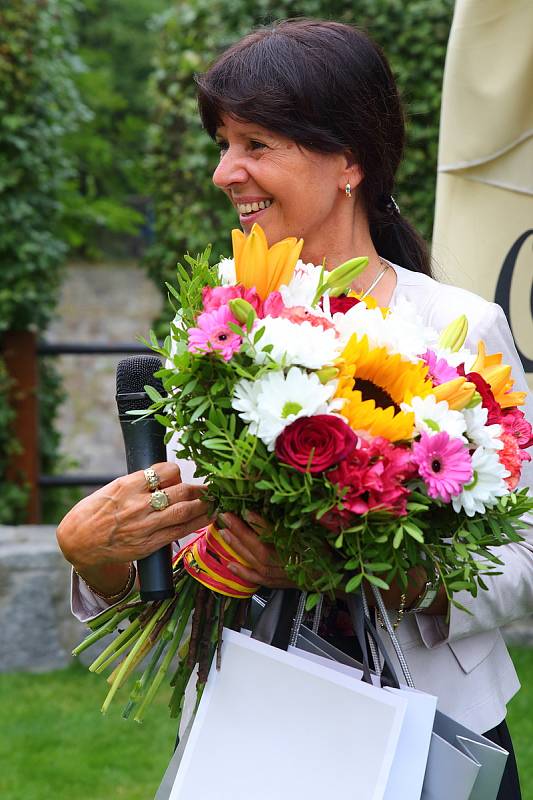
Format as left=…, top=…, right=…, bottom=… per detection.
left=196, top=19, right=431, bottom=276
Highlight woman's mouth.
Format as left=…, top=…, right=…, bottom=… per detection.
left=236, top=198, right=273, bottom=226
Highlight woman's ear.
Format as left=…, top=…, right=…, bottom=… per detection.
left=340, top=151, right=364, bottom=191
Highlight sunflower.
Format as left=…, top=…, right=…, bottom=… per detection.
left=469, top=341, right=527, bottom=409
left=335, top=334, right=434, bottom=441
left=232, top=224, right=304, bottom=300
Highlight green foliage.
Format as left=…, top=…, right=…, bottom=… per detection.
left=60, top=0, right=169, bottom=255
left=145, top=0, right=454, bottom=304
left=0, top=1, right=84, bottom=522
left=0, top=359, right=28, bottom=524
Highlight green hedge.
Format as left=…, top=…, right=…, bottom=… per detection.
left=145, top=0, right=454, bottom=307
left=0, top=0, right=84, bottom=522
left=60, top=0, right=168, bottom=256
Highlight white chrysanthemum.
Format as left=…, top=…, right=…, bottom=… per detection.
left=462, top=404, right=503, bottom=451
left=279, top=261, right=323, bottom=308
left=451, top=446, right=509, bottom=516
left=252, top=317, right=341, bottom=369
left=232, top=367, right=340, bottom=450
left=401, top=394, right=467, bottom=441
left=217, top=257, right=236, bottom=286
left=333, top=296, right=435, bottom=362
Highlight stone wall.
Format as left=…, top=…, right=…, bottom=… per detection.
left=0, top=525, right=93, bottom=672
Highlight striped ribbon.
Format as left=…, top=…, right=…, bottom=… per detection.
left=174, top=524, right=258, bottom=598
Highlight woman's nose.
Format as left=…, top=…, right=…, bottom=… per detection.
left=212, top=150, right=248, bottom=189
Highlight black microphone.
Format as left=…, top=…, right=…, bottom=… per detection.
left=116, top=355, right=174, bottom=601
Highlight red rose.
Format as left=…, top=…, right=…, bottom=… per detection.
left=328, top=296, right=361, bottom=314
left=275, top=415, right=357, bottom=473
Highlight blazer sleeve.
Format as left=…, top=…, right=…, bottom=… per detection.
left=416, top=301, right=533, bottom=647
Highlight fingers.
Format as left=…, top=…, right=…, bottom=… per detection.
left=228, top=560, right=291, bottom=589
left=218, top=512, right=295, bottom=589
left=129, top=461, right=183, bottom=494
left=218, top=512, right=277, bottom=570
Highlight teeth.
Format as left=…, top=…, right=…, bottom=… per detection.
left=237, top=199, right=272, bottom=214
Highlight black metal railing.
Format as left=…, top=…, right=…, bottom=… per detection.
left=38, top=340, right=152, bottom=492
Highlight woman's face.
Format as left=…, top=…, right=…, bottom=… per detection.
left=212, top=115, right=352, bottom=254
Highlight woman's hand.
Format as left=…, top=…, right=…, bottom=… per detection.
left=57, top=462, right=212, bottom=574
left=218, top=511, right=296, bottom=589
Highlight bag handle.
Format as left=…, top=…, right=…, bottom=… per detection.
left=344, top=592, right=402, bottom=689
left=250, top=588, right=301, bottom=650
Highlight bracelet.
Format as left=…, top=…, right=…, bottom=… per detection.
left=377, top=592, right=407, bottom=632
left=75, top=562, right=136, bottom=603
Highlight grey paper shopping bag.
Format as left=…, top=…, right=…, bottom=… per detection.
left=421, top=709, right=508, bottom=800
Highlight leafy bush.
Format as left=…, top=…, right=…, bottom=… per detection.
left=0, top=0, right=84, bottom=522
left=145, top=0, right=453, bottom=309
left=60, top=0, right=169, bottom=256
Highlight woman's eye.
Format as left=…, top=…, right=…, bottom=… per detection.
left=215, top=140, right=228, bottom=154
left=249, top=140, right=267, bottom=151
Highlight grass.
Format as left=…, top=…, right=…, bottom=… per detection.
left=0, top=648, right=531, bottom=799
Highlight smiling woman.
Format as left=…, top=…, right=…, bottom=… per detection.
left=60, top=18, right=531, bottom=798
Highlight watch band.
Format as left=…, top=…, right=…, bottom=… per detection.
left=408, top=572, right=440, bottom=613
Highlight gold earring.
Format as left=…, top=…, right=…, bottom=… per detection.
left=345, top=183, right=352, bottom=198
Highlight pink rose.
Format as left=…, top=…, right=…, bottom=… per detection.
left=275, top=415, right=357, bottom=473
left=202, top=285, right=263, bottom=315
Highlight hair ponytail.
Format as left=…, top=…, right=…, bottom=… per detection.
left=370, top=210, right=431, bottom=276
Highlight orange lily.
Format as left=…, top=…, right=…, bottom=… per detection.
left=433, top=377, right=477, bottom=410
left=232, top=224, right=303, bottom=300
left=469, top=341, right=526, bottom=408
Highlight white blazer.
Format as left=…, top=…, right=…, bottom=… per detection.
left=72, top=261, right=532, bottom=734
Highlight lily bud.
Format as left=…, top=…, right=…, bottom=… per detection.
left=228, top=298, right=256, bottom=324
left=438, top=314, right=468, bottom=352
left=324, top=257, right=368, bottom=297
left=316, top=367, right=339, bottom=384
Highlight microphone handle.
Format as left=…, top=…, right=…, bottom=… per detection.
left=119, top=415, right=174, bottom=601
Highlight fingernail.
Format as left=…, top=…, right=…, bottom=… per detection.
left=218, top=512, right=232, bottom=528
left=228, top=562, right=238, bottom=573
left=220, top=529, right=232, bottom=544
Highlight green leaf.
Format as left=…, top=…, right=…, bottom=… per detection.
left=345, top=573, right=363, bottom=593
left=144, top=384, right=164, bottom=403
left=393, top=529, right=404, bottom=549
left=403, top=522, right=424, bottom=543
left=365, top=574, right=390, bottom=590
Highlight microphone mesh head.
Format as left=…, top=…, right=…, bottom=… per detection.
left=116, top=355, right=164, bottom=414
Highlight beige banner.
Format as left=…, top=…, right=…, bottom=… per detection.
left=432, top=0, right=533, bottom=391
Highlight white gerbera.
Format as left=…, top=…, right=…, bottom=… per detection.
left=451, top=446, right=509, bottom=516
left=279, top=261, right=323, bottom=308
left=401, top=394, right=467, bottom=441
left=232, top=367, right=340, bottom=450
left=217, top=257, right=236, bottom=285
left=462, top=404, right=503, bottom=451
left=252, top=317, right=341, bottom=369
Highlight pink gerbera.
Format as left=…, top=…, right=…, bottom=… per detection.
left=187, top=305, right=242, bottom=361
left=421, top=349, right=459, bottom=386
left=412, top=430, right=473, bottom=503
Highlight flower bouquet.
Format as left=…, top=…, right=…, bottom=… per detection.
left=74, top=223, right=533, bottom=723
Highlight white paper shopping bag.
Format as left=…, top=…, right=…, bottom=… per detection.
left=169, top=629, right=407, bottom=800
left=289, top=642, right=437, bottom=800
